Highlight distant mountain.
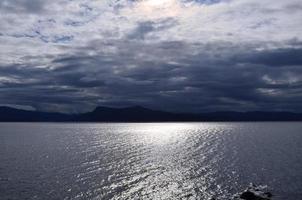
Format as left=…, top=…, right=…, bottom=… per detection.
left=198, top=111, right=302, bottom=121
left=0, top=106, right=71, bottom=122
left=0, top=106, right=302, bottom=122
left=75, top=106, right=200, bottom=122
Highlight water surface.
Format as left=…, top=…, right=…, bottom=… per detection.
left=0, top=122, right=302, bottom=199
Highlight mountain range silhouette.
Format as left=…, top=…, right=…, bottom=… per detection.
left=1, top=106, right=302, bottom=122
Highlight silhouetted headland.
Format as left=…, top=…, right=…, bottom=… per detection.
left=1, top=106, right=302, bottom=122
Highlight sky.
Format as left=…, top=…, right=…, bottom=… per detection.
left=0, top=0, right=302, bottom=113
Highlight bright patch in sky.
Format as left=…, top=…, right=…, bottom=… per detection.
left=144, top=0, right=174, bottom=6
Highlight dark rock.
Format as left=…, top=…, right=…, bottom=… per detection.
left=264, top=192, right=272, bottom=198
left=240, top=191, right=257, bottom=199
left=233, top=184, right=272, bottom=200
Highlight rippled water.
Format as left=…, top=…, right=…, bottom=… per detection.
left=0, top=122, right=302, bottom=200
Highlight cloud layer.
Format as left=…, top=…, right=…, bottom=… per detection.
left=0, top=0, right=302, bottom=113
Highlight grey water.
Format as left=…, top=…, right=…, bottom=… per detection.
left=0, top=122, right=301, bottom=200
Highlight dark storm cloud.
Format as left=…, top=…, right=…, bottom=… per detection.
left=0, top=63, right=106, bottom=113
left=1, top=38, right=301, bottom=113
left=236, top=48, right=302, bottom=67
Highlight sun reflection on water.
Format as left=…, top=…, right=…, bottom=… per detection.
left=135, top=123, right=195, bottom=144
left=107, top=122, right=225, bottom=199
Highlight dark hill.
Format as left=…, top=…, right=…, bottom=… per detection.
left=0, top=106, right=302, bottom=122
left=0, top=106, right=71, bottom=122
left=75, top=106, right=200, bottom=122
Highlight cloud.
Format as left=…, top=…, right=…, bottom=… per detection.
left=127, top=18, right=178, bottom=40
left=236, top=48, right=302, bottom=67
left=0, top=0, right=46, bottom=13
left=0, top=0, right=302, bottom=113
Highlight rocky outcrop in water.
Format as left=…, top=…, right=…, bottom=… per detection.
left=233, top=184, right=272, bottom=200
left=210, top=184, right=272, bottom=200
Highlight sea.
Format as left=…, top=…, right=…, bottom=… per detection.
left=0, top=122, right=301, bottom=200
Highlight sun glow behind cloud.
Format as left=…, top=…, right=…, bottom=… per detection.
left=144, top=0, right=174, bottom=6
left=126, top=0, right=182, bottom=19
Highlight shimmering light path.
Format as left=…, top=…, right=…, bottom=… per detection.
left=0, top=123, right=302, bottom=199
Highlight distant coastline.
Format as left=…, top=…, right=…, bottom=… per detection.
left=1, top=106, right=302, bottom=122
